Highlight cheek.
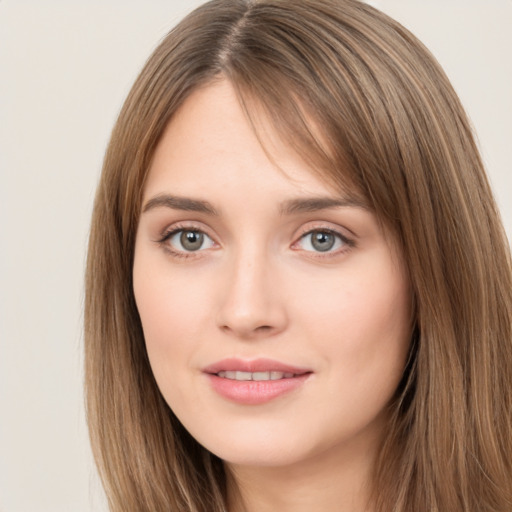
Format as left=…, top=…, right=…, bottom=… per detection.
left=133, top=277, right=197, bottom=419
left=135, top=281, right=199, bottom=343
left=296, top=250, right=411, bottom=384
left=132, top=248, right=201, bottom=382
left=133, top=242, right=209, bottom=342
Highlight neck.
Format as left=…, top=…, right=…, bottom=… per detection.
left=225, top=436, right=378, bottom=512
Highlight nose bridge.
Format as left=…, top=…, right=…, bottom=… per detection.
left=217, top=241, right=287, bottom=338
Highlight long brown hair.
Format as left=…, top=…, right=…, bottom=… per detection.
left=85, top=1, right=512, bottom=510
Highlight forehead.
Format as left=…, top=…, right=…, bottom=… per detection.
left=144, top=79, right=365, bottom=210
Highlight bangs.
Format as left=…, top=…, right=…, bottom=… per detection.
left=210, top=0, right=427, bottom=232
left=228, top=70, right=370, bottom=210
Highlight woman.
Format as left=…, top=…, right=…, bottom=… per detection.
left=84, top=0, right=512, bottom=511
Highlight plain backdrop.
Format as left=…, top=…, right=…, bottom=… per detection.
left=0, top=1, right=510, bottom=511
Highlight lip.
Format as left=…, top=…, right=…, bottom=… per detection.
left=203, top=358, right=312, bottom=405
left=203, top=357, right=311, bottom=375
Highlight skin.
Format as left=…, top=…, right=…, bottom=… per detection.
left=133, top=79, right=412, bottom=512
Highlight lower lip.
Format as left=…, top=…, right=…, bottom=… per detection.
left=206, top=374, right=310, bottom=405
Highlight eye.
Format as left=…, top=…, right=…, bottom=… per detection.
left=296, top=229, right=349, bottom=253
left=164, top=229, right=215, bottom=253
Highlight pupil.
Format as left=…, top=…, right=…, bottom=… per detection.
left=181, top=231, right=203, bottom=251
left=311, top=231, right=335, bottom=252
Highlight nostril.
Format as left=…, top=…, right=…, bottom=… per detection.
left=221, top=324, right=272, bottom=333
left=219, top=323, right=279, bottom=339
left=255, top=325, right=272, bottom=332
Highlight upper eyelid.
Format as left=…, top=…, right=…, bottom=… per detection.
left=294, top=222, right=355, bottom=241
left=298, top=226, right=344, bottom=237
left=158, top=221, right=215, bottom=240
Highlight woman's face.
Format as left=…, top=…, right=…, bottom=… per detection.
left=133, top=80, right=412, bottom=470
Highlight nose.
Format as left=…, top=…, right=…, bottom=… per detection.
left=216, top=248, right=288, bottom=340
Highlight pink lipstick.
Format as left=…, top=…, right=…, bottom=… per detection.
left=203, top=358, right=312, bottom=405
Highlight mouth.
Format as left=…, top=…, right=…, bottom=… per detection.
left=216, top=370, right=298, bottom=381
left=203, top=358, right=312, bottom=405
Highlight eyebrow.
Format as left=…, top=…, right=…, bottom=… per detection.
left=142, top=194, right=219, bottom=215
left=279, top=196, right=368, bottom=215
left=142, top=193, right=368, bottom=216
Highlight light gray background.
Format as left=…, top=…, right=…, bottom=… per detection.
left=1, top=1, right=510, bottom=511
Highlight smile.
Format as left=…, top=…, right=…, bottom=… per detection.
left=204, top=358, right=312, bottom=405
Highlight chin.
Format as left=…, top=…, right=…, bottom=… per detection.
left=194, top=422, right=341, bottom=470
left=187, top=423, right=306, bottom=467
left=213, top=443, right=310, bottom=469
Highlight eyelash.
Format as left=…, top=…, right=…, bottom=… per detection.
left=156, top=224, right=355, bottom=260
left=293, top=227, right=355, bottom=257
left=157, top=223, right=215, bottom=259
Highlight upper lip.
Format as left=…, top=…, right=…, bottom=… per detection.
left=202, top=358, right=312, bottom=375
